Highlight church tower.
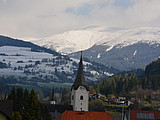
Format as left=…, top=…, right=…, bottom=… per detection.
left=71, top=52, right=89, bottom=111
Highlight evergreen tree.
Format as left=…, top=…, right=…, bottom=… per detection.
left=8, top=87, right=17, bottom=111
left=23, top=89, right=30, bottom=103
left=51, top=86, right=54, bottom=101
left=8, top=87, right=16, bottom=100
left=61, top=87, right=70, bottom=105
left=12, top=111, right=22, bottom=120
left=42, top=106, right=52, bottom=120
left=23, top=89, right=43, bottom=120
left=15, top=87, right=24, bottom=114
left=116, top=75, right=123, bottom=94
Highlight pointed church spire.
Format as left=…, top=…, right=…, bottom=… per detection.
left=80, top=51, right=82, bottom=64
left=72, top=51, right=89, bottom=91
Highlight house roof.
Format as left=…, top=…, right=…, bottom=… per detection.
left=0, top=100, right=13, bottom=120
left=61, top=111, right=114, bottom=120
left=71, top=52, right=89, bottom=91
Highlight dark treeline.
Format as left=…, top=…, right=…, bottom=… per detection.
left=95, top=72, right=160, bottom=98
left=8, top=87, right=52, bottom=120
left=0, top=82, right=11, bottom=100
left=94, top=73, right=140, bottom=96
left=94, top=58, right=160, bottom=97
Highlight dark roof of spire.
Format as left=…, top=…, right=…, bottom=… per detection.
left=72, top=52, right=89, bottom=91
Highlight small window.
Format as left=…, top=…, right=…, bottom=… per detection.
left=72, top=95, right=74, bottom=100
left=80, top=95, right=83, bottom=100
left=137, top=112, right=154, bottom=119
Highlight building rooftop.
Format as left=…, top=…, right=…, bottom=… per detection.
left=61, top=110, right=114, bottom=120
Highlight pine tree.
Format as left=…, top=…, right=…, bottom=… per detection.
left=8, top=87, right=17, bottom=111
left=12, top=111, right=22, bottom=120
left=42, top=106, right=52, bottom=120
left=15, top=87, right=23, bottom=114
left=61, top=87, right=70, bottom=105
left=8, top=87, right=16, bottom=100
left=51, top=86, right=54, bottom=101
left=23, top=89, right=43, bottom=120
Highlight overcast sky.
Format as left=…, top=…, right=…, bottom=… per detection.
left=0, top=0, right=160, bottom=38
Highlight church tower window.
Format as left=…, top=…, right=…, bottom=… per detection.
left=72, top=95, right=74, bottom=100
left=80, top=95, right=83, bottom=100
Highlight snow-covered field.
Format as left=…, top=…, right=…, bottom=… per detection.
left=0, top=46, right=113, bottom=83
left=0, top=46, right=55, bottom=76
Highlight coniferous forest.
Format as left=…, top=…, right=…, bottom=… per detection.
left=93, top=58, right=160, bottom=111
left=8, top=87, right=52, bottom=120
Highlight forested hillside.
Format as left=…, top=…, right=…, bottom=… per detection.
left=94, top=58, right=160, bottom=110
left=95, top=58, right=160, bottom=95
left=145, top=58, right=160, bottom=75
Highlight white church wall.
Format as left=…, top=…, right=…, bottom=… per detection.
left=73, top=86, right=89, bottom=111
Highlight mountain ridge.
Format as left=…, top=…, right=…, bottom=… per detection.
left=22, top=26, right=160, bottom=54
left=22, top=26, right=160, bottom=70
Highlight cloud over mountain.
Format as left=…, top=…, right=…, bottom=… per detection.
left=0, top=0, right=160, bottom=38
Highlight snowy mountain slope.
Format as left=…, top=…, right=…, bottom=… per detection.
left=23, top=30, right=105, bottom=54
left=97, top=27, right=160, bottom=52
left=22, top=26, right=160, bottom=70
left=0, top=45, right=119, bottom=87
left=71, top=42, right=160, bottom=70
left=23, top=26, right=160, bottom=54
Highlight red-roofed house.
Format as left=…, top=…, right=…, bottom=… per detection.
left=61, top=111, right=114, bottom=120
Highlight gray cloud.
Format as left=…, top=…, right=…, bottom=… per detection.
left=0, top=0, right=160, bottom=38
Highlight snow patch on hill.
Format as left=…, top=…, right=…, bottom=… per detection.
left=133, top=50, right=137, bottom=56
left=97, top=53, right=101, bottom=58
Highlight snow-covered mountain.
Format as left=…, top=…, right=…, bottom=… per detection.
left=23, top=26, right=160, bottom=54
left=23, top=28, right=104, bottom=54
left=0, top=36, right=119, bottom=88
left=23, top=26, right=160, bottom=70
